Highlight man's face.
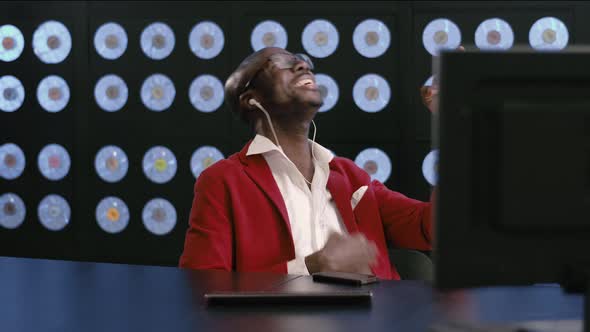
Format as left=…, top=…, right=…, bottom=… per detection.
left=250, top=48, right=323, bottom=112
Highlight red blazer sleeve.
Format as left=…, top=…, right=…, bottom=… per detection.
left=179, top=170, right=233, bottom=271
left=372, top=180, right=433, bottom=251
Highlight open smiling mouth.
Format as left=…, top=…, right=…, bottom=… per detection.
left=294, top=78, right=317, bottom=89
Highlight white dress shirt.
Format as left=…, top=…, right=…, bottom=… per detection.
left=246, top=134, right=347, bottom=275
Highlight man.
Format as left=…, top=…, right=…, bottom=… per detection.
left=179, top=47, right=432, bottom=280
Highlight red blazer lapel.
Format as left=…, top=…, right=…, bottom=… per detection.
left=327, top=167, right=359, bottom=234
left=238, top=141, right=292, bottom=234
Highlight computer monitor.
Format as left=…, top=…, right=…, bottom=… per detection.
left=433, top=48, right=590, bottom=289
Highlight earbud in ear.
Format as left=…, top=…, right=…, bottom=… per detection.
left=248, top=99, right=258, bottom=106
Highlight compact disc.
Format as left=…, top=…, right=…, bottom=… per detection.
left=475, top=18, right=514, bottom=50
left=143, top=146, right=177, bottom=184
left=189, top=21, right=224, bottom=59
left=0, top=24, right=24, bottom=62
left=0, top=75, right=25, bottom=112
left=422, top=149, right=439, bottom=186
left=38, top=194, right=70, bottom=231
left=315, top=73, right=339, bottom=113
left=32, top=20, right=72, bottom=64
left=529, top=17, right=569, bottom=51
left=38, top=143, right=70, bottom=181
left=353, top=19, right=390, bottom=58
left=422, top=18, right=461, bottom=56
left=0, top=193, right=25, bottom=229
left=353, top=73, right=390, bottom=113
left=189, top=74, right=224, bottom=113
left=140, top=73, right=175, bottom=112
left=141, top=22, right=175, bottom=60
left=95, top=145, right=128, bottom=183
left=94, top=22, right=128, bottom=60
left=94, top=74, right=128, bottom=112
left=354, top=148, right=392, bottom=183
left=302, top=19, right=339, bottom=58
left=96, top=196, right=129, bottom=234
left=424, top=75, right=434, bottom=87
left=0, top=143, right=26, bottom=180
left=37, top=75, right=70, bottom=113
left=190, top=146, right=224, bottom=179
left=251, top=20, right=288, bottom=51
left=142, top=198, right=176, bottom=236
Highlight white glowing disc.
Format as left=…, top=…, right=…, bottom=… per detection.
left=0, top=75, right=25, bottom=112
left=422, top=18, right=461, bottom=56
left=141, top=73, right=175, bottom=112
left=33, top=20, right=72, bottom=64
left=315, top=73, right=339, bottom=113
left=190, top=146, right=224, bottom=179
left=143, top=146, right=177, bottom=184
left=0, top=25, right=24, bottom=62
left=0, top=193, right=25, bottom=229
left=354, top=148, right=392, bottom=183
left=353, top=73, right=390, bottom=113
left=302, top=19, right=339, bottom=58
left=422, top=149, right=439, bottom=186
left=0, top=143, right=26, bottom=180
left=141, top=22, right=175, bottom=60
left=142, top=198, right=177, bottom=236
left=424, top=76, right=434, bottom=87
left=37, top=75, right=70, bottom=113
left=94, top=22, right=128, bottom=60
left=353, top=19, right=391, bottom=58
left=475, top=18, right=514, bottom=50
left=96, top=196, right=129, bottom=234
left=94, top=74, right=128, bottom=112
left=189, top=74, right=224, bottom=113
left=38, top=194, right=70, bottom=231
left=38, top=143, right=70, bottom=181
left=251, top=20, right=288, bottom=51
left=529, top=17, right=569, bottom=51
left=95, top=145, right=128, bottom=183
left=189, top=21, right=224, bottom=59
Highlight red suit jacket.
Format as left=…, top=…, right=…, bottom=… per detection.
left=179, top=141, right=433, bottom=280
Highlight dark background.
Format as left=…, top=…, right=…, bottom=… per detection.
left=0, top=1, right=585, bottom=266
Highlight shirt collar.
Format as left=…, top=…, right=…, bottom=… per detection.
left=246, top=134, right=334, bottom=164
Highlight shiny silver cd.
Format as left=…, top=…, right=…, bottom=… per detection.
left=353, top=73, right=390, bottom=113
left=422, top=18, right=461, bottom=56
left=38, top=143, right=70, bottom=181
left=0, top=75, right=25, bottom=112
left=475, top=18, right=514, bottom=50
left=424, top=75, right=434, bottom=87
left=0, top=143, right=26, bottom=180
left=302, top=19, right=339, bottom=58
left=529, top=17, right=569, bottom=51
left=422, top=149, right=439, bottom=186
left=94, top=22, right=128, bottom=60
left=140, top=73, right=175, bottom=112
left=0, top=24, right=24, bottom=62
left=0, top=193, right=26, bottom=229
left=190, top=146, right=224, bottom=179
left=143, top=146, right=177, bottom=184
left=140, top=22, right=175, bottom=60
left=354, top=148, right=392, bottom=183
left=142, top=198, right=176, bottom=236
left=95, top=196, right=129, bottom=234
left=94, top=74, right=128, bottom=112
left=189, top=21, right=224, bottom=59
left=189, top=74, right=224, bottom=113
left=32, top=20, right=72, bottom=64
left=353, top=19, right=391, bottom=58
left=315, top=73, right=339, bottom=113
left=37, top=75, right=70, bottom=113
left=38, top=194, right=70, bottom=231
left=94, top=145, right=128, bottom=183
left=251, top=20, right=288, bottom=51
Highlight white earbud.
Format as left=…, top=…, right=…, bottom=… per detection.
left=248, top=99, right=258, bottom=107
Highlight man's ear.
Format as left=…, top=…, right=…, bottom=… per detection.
left=239, top=91, right=257, bottom=112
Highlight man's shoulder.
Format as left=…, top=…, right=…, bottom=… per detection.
left=197, top=152, right=244, bottom=183
left=330, top=156, right=371, bottom=184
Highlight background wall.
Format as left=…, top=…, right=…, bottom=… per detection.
left=0, top=1, right=586, bottom=266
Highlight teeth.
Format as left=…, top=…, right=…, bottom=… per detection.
left=295, top=79, right=314, bottom=87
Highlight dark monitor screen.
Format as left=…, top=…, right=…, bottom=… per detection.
left=434, top=49, right=590, bottom=289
